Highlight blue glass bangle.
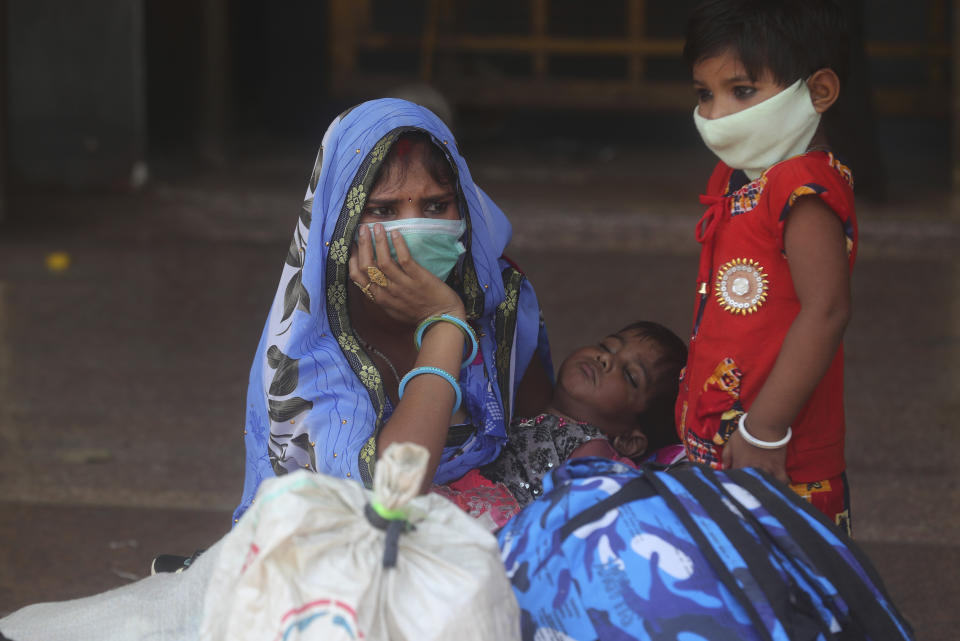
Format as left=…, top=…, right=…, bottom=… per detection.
left=414, top=314, right=479, bottom=368
left=398, top=366, right=462, bottom=415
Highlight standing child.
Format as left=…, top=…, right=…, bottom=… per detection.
left=676, top=0, right=856, bottom=533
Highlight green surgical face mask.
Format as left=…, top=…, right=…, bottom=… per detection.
left=358, top=218, right=467, bottom=281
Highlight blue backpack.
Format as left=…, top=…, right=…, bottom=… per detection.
left=498, top=458, right=913, bottom=641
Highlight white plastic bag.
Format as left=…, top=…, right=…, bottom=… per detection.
left=200, top=442, right=520, bottom=641
left=0, top=539, right=221, bottom=641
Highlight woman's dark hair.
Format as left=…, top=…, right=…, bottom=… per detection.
left=371, top=130, right=455, bottom=193
left=619, top=320, right=688, bottom=453
left=683, top=0, right=849, bottom=85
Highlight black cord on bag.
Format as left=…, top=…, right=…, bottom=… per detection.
left=364, top=502, right=414, bottom=568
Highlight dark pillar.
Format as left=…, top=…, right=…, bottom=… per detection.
left=7, top=0, right=146, bottom=189
left=199, top=0, right=229, bottom=166
left=0, top=0, right=7, bottom=221
left=954, top=0, right=960, bottom=189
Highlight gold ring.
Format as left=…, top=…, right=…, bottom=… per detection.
left=366, top=266, right=390, bottom=288
left=352, top=279, right=375, bottom=301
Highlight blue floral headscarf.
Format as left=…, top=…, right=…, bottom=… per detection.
left=235, top=99, right=551, bottom=521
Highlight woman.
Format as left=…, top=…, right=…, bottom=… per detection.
left=235, top=99, right=553, bottom=521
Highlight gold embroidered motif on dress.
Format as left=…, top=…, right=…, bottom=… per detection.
left=715, top=258, right=769, bottom=314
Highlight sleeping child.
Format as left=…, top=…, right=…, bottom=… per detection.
left=482, top=320, right=687, bottom=506
left=435, top=320, right=687, bottom=521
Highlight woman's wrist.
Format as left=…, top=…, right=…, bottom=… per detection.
left=415, top=321, right=465, bottom=367
left=418, top=302, right=466, bottom=326
left=418, top=319, right=464, bottom=343
left=415, top=311, right=477, bottom=368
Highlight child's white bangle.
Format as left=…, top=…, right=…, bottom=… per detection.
left=738, top=413, right=792, bottom=449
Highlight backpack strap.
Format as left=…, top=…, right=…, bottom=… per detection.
left=556, top=470, right=775, bottom=640
left=674, top=468, right=841, bottom=639
left=699, top=466, right=848, bottom=637
left=648, top=468, right=803, bottom=641
left=551, top=465, right=913, bottom=641
left=730, top=469, right=915, bottom=640
left=557, top=475, right=656, bottom=542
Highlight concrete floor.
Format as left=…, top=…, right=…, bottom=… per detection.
left=0, top=140, right=958, bottom=638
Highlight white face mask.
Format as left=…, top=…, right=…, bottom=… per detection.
left=693, top=79, right=821, bottom=180
left=358, top=218, right=467, bottom=281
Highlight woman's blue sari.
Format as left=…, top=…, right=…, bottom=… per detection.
left=235, top=99, right=551, bottom=522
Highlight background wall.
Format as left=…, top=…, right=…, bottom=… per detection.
left=2, top=0, right=950, bottom=199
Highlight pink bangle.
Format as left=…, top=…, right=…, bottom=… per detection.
left=738, top=413, right=792, bottom=449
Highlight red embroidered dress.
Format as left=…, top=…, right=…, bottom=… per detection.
left=676, top=151, right=856, bottom=483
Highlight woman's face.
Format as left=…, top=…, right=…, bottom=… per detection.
left=359, top=141, right=459, bottom=224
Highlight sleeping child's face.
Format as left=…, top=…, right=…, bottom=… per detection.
left=552, top=328, right=668, bottom=439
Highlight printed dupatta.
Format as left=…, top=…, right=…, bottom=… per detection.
left=234, top=99, right=549, bottom=522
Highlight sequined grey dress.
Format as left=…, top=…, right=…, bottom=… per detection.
left=481, top=413, right=607, bottom=507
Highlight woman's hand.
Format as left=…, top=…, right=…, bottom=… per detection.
left=349, top=223, right=465, bottom=325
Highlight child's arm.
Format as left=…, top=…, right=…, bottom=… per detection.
left=722, top=196, right=851, bottom=483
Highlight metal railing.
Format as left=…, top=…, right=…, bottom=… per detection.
left=329, top=0, right=952, bottom=117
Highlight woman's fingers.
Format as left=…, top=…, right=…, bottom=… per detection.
left=389, top=230, right=417, bottom=272
left=353, top=223, right=375, bottom=268
left=371, top=226, right=402, bottom=278
left=350, top=224, right=385, bottom=282
left=348, top=244, right=363, bottom=283
left=350, top=222, right=464, bottom=323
